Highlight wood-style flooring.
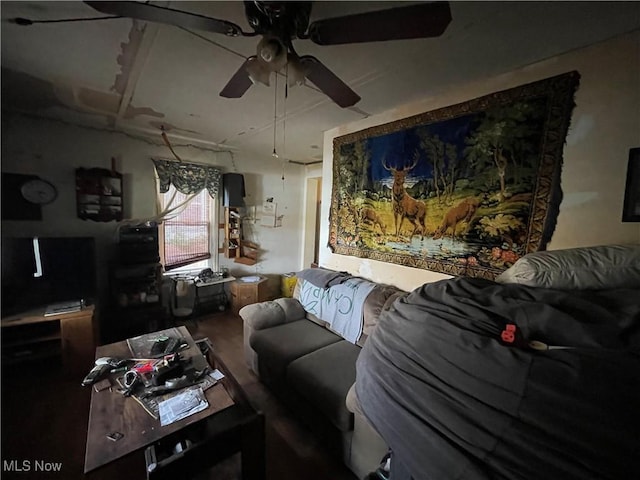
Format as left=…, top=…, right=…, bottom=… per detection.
left=1, top=311, right=359, bottom=480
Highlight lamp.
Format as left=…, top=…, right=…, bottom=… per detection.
left=245, top=57, right=271, bottom=86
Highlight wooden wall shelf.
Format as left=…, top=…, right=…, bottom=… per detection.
left=76, top=167, right=123, bottom=222
left=224, top=207, right=259, bottom=265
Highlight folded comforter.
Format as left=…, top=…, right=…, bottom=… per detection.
left=356, top=277, right=640, bottom=480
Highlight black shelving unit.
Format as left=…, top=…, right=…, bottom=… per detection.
left=108, top=224, right=166, bottom=341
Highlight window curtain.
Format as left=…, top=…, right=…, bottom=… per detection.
left=152, top=158, right=221, bottom=221
left=152, top=159, right=221, bottom=270
left=153, top=158, right=221, bottom=198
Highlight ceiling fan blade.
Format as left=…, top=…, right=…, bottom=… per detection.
left=84, top=1, right=245, bottom=36
left=299, top=56, right=360, bottom=108
left=220, top=59, right=254, bottom=98
left=308, top=1, right=452, bottom=45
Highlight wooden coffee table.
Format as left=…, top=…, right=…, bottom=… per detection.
left=84, top=326, right=264, bottom=479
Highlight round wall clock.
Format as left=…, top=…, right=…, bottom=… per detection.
left=20, top=178, right=58, bottom=205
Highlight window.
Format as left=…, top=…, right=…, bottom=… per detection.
left=159, top=185, right=219, bottom=272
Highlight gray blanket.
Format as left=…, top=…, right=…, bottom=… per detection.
left=356, top=277, right=640, bottom=480
left=298, top=277, right=376, bottom=344
left=296, top=267, right=352, bottom=288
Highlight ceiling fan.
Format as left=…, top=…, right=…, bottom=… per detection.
left=83, top=1, right=452, bottom=108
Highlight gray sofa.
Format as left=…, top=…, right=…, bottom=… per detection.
left=239, top=270, right=404, bottom=479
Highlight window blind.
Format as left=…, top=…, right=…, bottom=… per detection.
left=162, top=188, right=211, bottom=270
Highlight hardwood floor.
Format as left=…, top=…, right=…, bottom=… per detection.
left=1, top=311, right=358, bottom=480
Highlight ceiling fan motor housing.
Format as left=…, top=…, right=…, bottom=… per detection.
left=244, top=1, right=312, bottom=39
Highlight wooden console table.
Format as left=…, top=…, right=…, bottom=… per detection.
left=1, top=305, right=96, bottom=370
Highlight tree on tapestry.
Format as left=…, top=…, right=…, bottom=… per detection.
left=329, top=71, right=579, bottom=279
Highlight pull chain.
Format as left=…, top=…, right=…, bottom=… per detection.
left=282, top=65, right=288, bottom=187
left=272, top=73, right=278, bottom=159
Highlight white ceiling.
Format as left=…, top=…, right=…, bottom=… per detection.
left=2, top=1, right=640, bottom=164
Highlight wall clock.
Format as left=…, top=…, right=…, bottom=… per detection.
left=2, top=173, right=42, bottom=220
left=20, top=178, right=58, bottom=205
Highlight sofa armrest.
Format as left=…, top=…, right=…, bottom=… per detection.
left=240, top=298, right=307, bottom=374
left=240, top=298, right=303, bottom=330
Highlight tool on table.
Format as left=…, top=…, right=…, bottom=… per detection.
left=95, top=357, right=130, bottom=368
left=88, top=343, right=204, bottom=401
left=121, top=370, right=140, bottom=396
left=82, top=357, right=135, bottom=387
left=149, top=336, right=185, bottom=357
left=82, top=363, right=111, bottom=387
left=141, top=369, right=208, bottom=397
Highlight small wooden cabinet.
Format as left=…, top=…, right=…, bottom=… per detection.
left=230, top=277, right=269, bottom=315
left=76, top=167, right=123, bottom=222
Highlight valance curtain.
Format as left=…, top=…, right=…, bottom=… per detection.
left=152, top=158, right=221, bottom=198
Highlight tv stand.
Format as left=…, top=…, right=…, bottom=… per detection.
left=1, top=305, right=96, bottom=371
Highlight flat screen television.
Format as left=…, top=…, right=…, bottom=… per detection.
left=1, top=236, right=96, bottom=317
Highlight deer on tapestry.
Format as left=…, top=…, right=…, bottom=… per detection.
left=433, top=196, right=480, bottom=240
left=360, top=206, right=387, bottom=235
left=383, top=152, right=427, bottom=241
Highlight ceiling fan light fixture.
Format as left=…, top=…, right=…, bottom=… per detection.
left=245, top=57, right=271, bottom=86
left=256, top=36, right=287, bottom=70
left=287, top=54, right=306, bottom=87
left=258, top=39, right=279, bottom=62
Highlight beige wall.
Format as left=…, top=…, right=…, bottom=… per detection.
left=319, top=31, right=640, bottom=292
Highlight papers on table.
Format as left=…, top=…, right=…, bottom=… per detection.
left=158, top=387, right=208, bottom=426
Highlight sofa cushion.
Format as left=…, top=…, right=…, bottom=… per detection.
left=240, top=298, right=308, bottom=330
left=250, top=319, right=342, bottom=382
left=273, top=297, right=308, bottom=320
left=286, top=340, right=361, bottom=432
left=496, top=244, right=640, bottom=289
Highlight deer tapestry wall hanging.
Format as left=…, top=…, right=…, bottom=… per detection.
left=329, top=71, right=580, bottom=279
